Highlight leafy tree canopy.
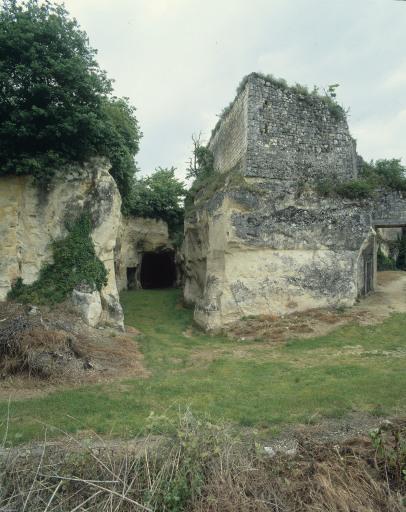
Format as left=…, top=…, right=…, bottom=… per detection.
left=0, top=0, right=141, bottom=206
left=129, top=167, right=186, bottom=242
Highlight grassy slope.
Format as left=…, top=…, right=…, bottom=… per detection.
left=1, top=289, right=406, bottom=445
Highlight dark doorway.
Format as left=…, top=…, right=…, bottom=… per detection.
left=140, top=251, right=176, bottom=289
left=364, top=254, right=374, bottom=295
left=127, top=267, right=137, bottom=290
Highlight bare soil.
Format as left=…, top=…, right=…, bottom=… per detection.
left=228, top=270, right=406, bottom=342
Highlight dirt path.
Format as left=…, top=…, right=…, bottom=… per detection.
left=355, top=271, right=406, bottom=322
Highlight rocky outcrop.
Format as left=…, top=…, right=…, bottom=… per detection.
left=0, top=159, right=124, bottom=329
left=72, top=287, right=103, bottom=328
left=184, top=74, right=406, bottom=331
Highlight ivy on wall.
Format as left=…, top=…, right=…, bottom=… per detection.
left=8, top=214, right=107, bottom=305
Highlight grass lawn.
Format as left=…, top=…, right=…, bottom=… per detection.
left=1, top=289, right=406, bottom=445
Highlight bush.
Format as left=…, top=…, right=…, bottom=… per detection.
left=377, top=248, right=397, bottom=271
left=316, top=159, right=406, bottom=200
left=8, top=214, right=107, bottom=305
left=361, top=159, right=406, bottom=192
left=129, top=167, right=186, bottom=244
left=0, top=0, right=141, bottom=208
left=336, top=179, right=375, bottom=199
left=185, top=144, right=215, bottom=210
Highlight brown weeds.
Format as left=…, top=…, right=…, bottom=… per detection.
left=0, top=414, right=404, bottom=511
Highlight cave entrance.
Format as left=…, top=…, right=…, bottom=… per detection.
left=140, top=251, right=176, bottom=289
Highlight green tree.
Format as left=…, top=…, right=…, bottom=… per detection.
left=130, top=167, right=186, bottom=242
left=0, top=0, right=141, bottom=205
left=101, top=97, right=141, bottom=212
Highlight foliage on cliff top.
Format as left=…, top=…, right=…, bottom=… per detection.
left=316, top=159, right=406, bottom=200
left=129, top=167, right=186, bottom=242
left=184, top=137, right=216, bottom=210
left=0, top=0, right=141, bottom=208
left=8, top=214, right=107, bottom=305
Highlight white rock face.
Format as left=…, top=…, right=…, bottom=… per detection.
left=115, top=216, right=173, bottom=291
left=0, top=159, right=124, bottom=329
left=72, top=289, right=102, bottom=328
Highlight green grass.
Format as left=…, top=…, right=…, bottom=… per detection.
left=1, top=289, right=406, bottom=445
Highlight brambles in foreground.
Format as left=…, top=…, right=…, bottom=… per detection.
left=8, top=214, right=107, bottom=305
left=0, top=411, right=405, bottom=511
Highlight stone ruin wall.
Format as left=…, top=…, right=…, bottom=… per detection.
left=244, top=78, right=358, bottom=181
left=209, top=86, right=249, bottom=175
left=184, top=74, right=379, bottom=331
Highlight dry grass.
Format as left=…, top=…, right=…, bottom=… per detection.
left=229, top=307, right=369, bottom=343
left=0, top=302, right=146, bottom=391
left=1, top=328, right=71, bottom=377
left=0, top=412, right=405, bottom=511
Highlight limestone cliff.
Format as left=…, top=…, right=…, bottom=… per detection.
left=0, top=159, right=124, bottom=329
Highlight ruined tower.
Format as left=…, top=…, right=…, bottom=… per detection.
left=183, top=73, right=406, bottom=331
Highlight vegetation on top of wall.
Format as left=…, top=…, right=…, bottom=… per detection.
left=0, top=0, right=141, bottom=210
left=211, top=72, right=346, bottom=137
left=8, top=214, right=107, bottom=305
left=129, top=167, right=186, bottom=245
left=316, top=159, right=406, bottom=200
left=184, top=137, right=265, bottom=214
left=184, top=137, right=217, bottom=210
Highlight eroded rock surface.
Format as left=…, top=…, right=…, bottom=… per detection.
left=0, top=159, right=123, bottom=329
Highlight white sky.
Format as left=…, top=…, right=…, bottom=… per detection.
left=61, top=0, right=406, bottom=179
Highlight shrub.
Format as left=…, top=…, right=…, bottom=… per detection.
left=377, top=248, right=397, bottom=271
left=185, top=143, right=215, bottom=210
left=316, top=159, right=406, bottom=200
left=336, top=179, right=375, bottom=199
left=8, top=214, right=107, bottom=305
left=361, top=159, right=406, bottom=192
left=129, top=167, right=186, bottom=244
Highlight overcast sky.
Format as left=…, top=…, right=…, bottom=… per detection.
left=62, top=0, right=406, bottom=179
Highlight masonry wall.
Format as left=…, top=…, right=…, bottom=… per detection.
left=208, top=87, right=248, bottom=174
left=373, top=190, right=406, bottom=227
left=245, top=76, right=358, bottom=181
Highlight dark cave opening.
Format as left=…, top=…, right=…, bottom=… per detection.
left=140, top=251, right=176, bottom=289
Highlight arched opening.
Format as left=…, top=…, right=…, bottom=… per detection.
left=140, top=251, right=176, bottom=289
